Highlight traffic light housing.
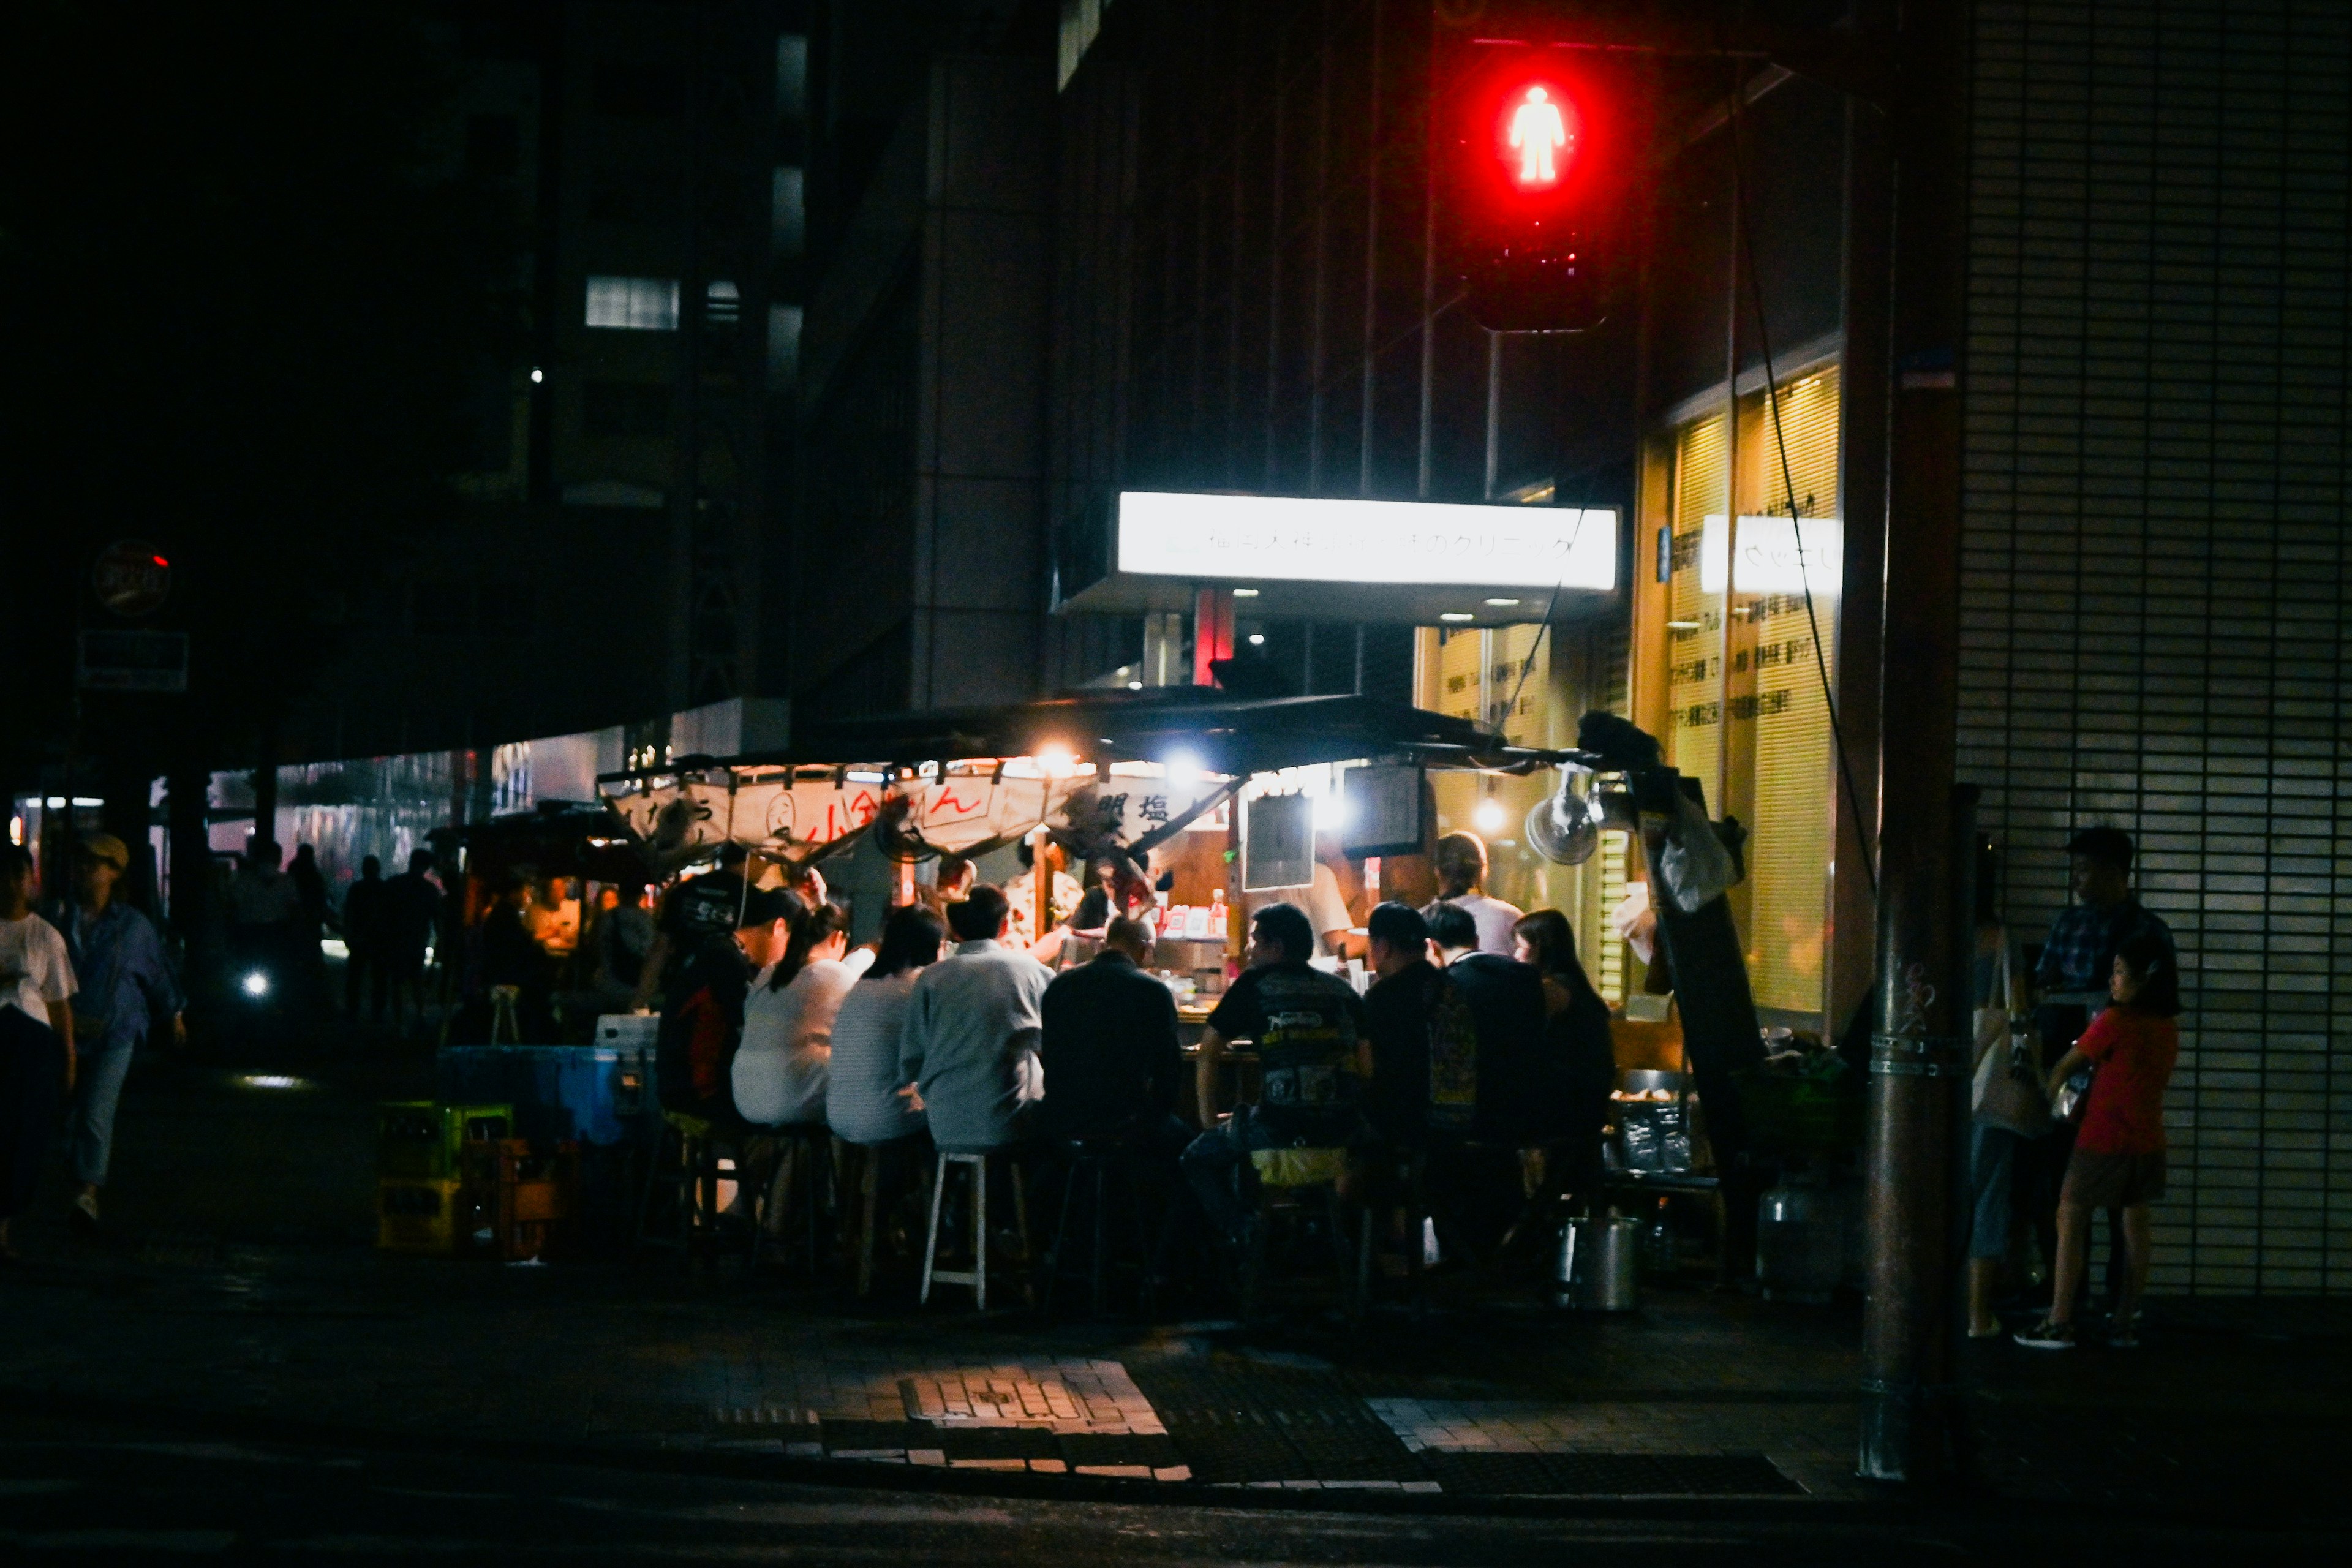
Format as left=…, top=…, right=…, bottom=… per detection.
left=1436, top=40, right=1642, bottom=333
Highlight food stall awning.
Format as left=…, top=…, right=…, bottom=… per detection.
left=785, top=688, right=1575, bottom=776
left=595, top=690, right=1591, bottom=867
left=1053, top=490, right=1622, bottom=625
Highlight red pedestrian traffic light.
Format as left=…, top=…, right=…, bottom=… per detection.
left=1437, top=43, right=1641, bottom=333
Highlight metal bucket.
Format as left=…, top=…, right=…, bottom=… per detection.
left=1555, top=1214, right=1642, bottom=1311
left=1755, top=1180, right=1844, bottom=1303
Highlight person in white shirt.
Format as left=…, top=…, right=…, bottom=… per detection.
left=898, top=885, right=1052, bottom=1152
left=1422, top=831, right=1523, bottom=957
left=733, top=901, right=870, bottom=1128
left=828, top=905, right=948, bottom=1146
left=1, top=845, right=78, bottom=1261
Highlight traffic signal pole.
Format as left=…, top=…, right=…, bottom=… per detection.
left=1856, top=0, right=1972, bottom=1483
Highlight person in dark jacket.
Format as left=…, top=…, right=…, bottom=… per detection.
left=478, top=874, right=556, bottom=1039
left=1038, top=914, right=1184, bottom=1144
left=1512, top=907, right=1616, bottom=1209
left=341, top=856, right=390, bottom=1017
left=1426, top=901, right=1550, bottom=1146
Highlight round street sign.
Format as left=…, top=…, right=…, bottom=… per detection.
left=94, top=539, right=172, bottom=617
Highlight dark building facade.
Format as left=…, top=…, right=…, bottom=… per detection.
left=287, top=0, right=805, bottom=760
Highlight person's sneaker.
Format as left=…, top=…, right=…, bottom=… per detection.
left=69, top=1191, right=100, bottom=1233
left=2014, top=1317, right=2076, bottom=1350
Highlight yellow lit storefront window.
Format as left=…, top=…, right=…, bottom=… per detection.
left=1417, top=614, right=1634, bottom=1005
left=1650, top=369, right=1842, bottom=1021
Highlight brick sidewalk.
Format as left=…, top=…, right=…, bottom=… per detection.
left=1, top=1060, right=2344, bottom=1518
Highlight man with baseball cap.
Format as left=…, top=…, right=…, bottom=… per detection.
left=44, top=832, right=184, bottom=1233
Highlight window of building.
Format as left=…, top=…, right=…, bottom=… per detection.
left=1652, top=368, right=1844, bottom=1019
left=772, top=166, right=805, bottom=257
left=588, top=160, right=677, bottom=224
left=465, top=114, right=520, bottom=182
left=584, top=276, right=679, bottom=331
left=767, top=304, right=802, bottom=386
left=594, top=60, right=684, bottom=118
left=775, top=35, right=808, bottom=123
left=704, top=280, right=740, bottom=328
left=581, top=380, right=671, bottom=440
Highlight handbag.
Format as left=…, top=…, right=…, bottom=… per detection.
left=2050, top=1067, right=2092, bottom=1125
left=1972, top=938, right=2050, bottom=1137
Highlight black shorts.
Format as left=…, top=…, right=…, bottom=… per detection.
left=2062, top=1148, right=2166, bottom=1209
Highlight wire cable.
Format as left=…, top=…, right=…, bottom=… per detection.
left=1726, top=78, right=1879, bottom=894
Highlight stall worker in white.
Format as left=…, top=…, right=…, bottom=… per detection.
left=1422, top=831, right=1523, bottom=956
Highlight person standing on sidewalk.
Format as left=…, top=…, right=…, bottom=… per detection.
left=341, top=856, right=390, bottom=1019
left=2024, top=826, right=2174, bottom=1310
left=380, top=849, right=441, bottom=1031
left=2016, top=930, right=2180, bottom=1351
left=0, top=845, right=77, bottom=1264
left=46, top=834, right=184, bottom=1235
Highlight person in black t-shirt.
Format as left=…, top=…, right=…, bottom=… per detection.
left=1357, top=901, right=1440, bottom=1152
left=1181, top=902, right=1365, bottom=1248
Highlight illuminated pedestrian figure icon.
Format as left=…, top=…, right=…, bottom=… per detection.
left=1507, top=86, right=1568, bottom=186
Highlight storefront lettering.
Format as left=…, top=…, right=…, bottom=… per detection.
left=1672, top=701, right=1720, bottom=729
left=1726, top=690, right=1793, bottom=721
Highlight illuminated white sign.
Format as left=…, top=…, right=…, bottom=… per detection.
left=1698, top=514, right=1844, bottom=595
left=1117, top=492, right=1618, bottom=592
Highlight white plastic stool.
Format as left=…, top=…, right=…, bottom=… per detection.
left=920, top=1148, right=1028, bottom=1309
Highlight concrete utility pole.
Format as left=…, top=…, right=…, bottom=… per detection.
left=1856, top=0, right=1972, bottom=1483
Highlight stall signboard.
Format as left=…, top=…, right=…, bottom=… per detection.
left=1116, top=491, right=1618, bottom=591
left=601, top=764, right=1234, bottom=864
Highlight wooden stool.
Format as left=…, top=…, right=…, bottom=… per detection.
left=636, top=1111, right=745, bottom=1270
left=1041, top=1134, right=1158, bottom=1317
left=920, top=1147, right=1030, bottom=1310
left=752, top=1123, right=833, bottom=1278
left=488, top=984, right=522, bottom=1044
left=1240, top=1147, right=1355, bottom=1320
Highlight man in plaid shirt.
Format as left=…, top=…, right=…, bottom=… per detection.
left=2033, top=826, right=2177, bottom=999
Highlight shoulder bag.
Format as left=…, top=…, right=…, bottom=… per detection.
left=1972, top=937, right=2051, bottom=1137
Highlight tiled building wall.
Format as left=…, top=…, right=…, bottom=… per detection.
left=1960, top=1, right=2352, bottom=1292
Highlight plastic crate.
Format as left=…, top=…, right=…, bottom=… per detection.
left=459, top=1139, right=579, bottom=1261
left=377, top=1177, right=471, bottom=1254
left=377, top=1102, right=513, bottom=1180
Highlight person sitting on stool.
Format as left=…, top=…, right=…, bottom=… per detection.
left=1039, top=914, right=1188, bottom=1159
left=1182, top=902, right=1366, bottom=1254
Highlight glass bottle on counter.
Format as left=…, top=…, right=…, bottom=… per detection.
left=1208, top=888, right=1227, bottom=941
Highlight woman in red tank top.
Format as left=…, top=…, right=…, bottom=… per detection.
left=2015, top=932, right=2179, bottom=1350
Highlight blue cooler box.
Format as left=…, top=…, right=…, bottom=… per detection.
left=434, top=1040, right=651, bottom=1147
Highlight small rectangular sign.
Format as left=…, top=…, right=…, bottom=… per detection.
left=1117, top=491, right=1618, bottom=592
left=1698, top=514, right=1844, bottom=596
left=77, top=629, right=188, bottom=693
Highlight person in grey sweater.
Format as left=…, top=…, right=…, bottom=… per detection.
left=897, top=885, right=1051, bottom=1152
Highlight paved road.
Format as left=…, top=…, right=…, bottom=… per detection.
left=6, top=1408, right=2346, bottom=1567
